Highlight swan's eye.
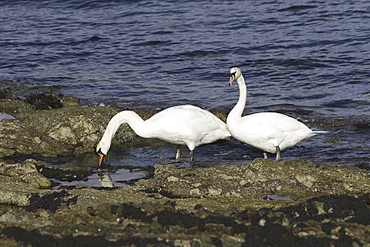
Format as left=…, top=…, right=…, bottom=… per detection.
left=230, top=72, right=236, bottom=77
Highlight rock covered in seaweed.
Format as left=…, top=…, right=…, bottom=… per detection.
left=0, top=99, right=165, bottom=158
left=0, top=158, right=369, bottom=246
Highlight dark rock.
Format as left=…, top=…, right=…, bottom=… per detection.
left=24, top=92, right=63, bottom=110
left=24, top=190, right=78, bottom=213
left=0, top=98, right=369, bottom=246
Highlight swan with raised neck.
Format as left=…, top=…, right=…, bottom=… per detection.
left=226, top=67, right=327, bottom=160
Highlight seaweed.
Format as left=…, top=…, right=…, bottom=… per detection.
left=25, top=91, right=63, bottom=110
left=0, top=87, right=11, bottom=99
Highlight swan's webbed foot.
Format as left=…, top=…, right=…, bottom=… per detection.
left=263, top=152, right=268, bottom=159
left=275, top=146, right=281, bottom=161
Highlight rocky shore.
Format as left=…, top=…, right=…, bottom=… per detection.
left=0, top=96, right=369, bottom=246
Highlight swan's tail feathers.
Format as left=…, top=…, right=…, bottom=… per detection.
left=312, top=130, right=329, bottom=135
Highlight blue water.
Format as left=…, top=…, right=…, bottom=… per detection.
left=1, top=0, right=369, bottom=181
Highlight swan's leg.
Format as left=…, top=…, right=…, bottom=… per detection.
left=263, top=151, right=268, bottom=159
left=175, top=146, right=181, bottom=160
left=189, top=150, right=194, bottom=162
left=275, top=146, right=281, bottom=161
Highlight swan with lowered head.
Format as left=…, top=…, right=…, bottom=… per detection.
left=227, top=67, right=327, bottom=161
left=96, top=105, right=231, bottom=165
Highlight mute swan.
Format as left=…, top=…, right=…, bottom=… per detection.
left=96, top=105, right=231, bottom=165
left=227, top=67, right=327, bottom=161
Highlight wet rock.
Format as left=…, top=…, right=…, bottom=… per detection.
left=0, top=100, right=110, bottom=157
left=0, top=120, right=45, bottom=157
left=0, top=192, right=368, bottom=246
left=0, top=88, right=11, bottom=99
left=0, top=98, right=369, bottom=246
left=17, top=104, right=119, bottom=155
left=0, top=158, right=369, bottom=245
left=36, top=162, right=93, bottom=183
left=24, top=190, right=78, bottom=213
left=0, top=176, right=35, bottom=206
left=0, top=159, right=54, bottom=206
left=24, top=92, right=63, bottom=110
left=135, top=159, right=370, bottom=203
left=0, top=159, right=51, bottom=189
left=0, top=99, right=161, bottom=158
left=0, top=99, right=35, bottom=115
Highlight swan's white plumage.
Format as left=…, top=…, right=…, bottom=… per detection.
left=96, top=104, right=230, bottom=164
left=227, top=67, right=327, bottom=160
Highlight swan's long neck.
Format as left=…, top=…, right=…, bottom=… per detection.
left=97, top=111, right=147, bottom=154
left=227, top=74, right=247, bottom=122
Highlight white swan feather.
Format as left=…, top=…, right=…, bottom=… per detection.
left=96, top=104, right=230, bottom=165
left=227, top=67, right=327, bottom=160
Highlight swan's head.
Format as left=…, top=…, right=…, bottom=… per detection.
left=229, top=67, right=242, bottom=86
left=96, top=143, right=108, bottom=166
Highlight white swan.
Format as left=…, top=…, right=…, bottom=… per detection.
left=227, top=67, right=327, bottom=161
left=96, top=105, right=231, bottom=165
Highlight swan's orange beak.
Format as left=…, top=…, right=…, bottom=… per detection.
left=229, top=74, right=236, bottom=86
left=98, top=153, right=105, bottom=166
left=97, top=148, right=106, bottom=166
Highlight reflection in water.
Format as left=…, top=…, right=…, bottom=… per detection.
left=52, top=166, right=146, bottom=189
left=98, top=170, right=114, bottom=188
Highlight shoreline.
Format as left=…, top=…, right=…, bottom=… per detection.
left=0, top=95, right=369, bottom=246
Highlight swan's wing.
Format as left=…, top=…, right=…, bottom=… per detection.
left=245, top=112, right=322, bottom=150
left=241, top=116, right=286, bottom=146
left=146, top=105, right=229, bottom=144
left=149, top=105, right=227, bottom=130
left=229, top=112, right=310, bottom=151
left=247, top=112, right=311, bottom=132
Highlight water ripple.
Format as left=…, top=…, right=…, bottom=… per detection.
left=0, top=0, right=369, bottom=166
